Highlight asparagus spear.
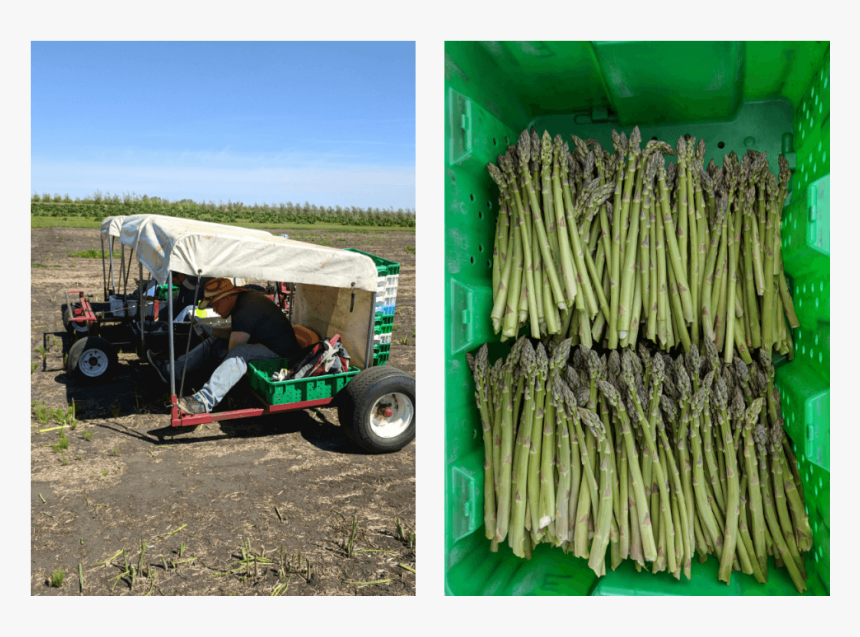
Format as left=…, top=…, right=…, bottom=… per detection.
left=581, top=406, right=613, bottom=575
left=553, top=380, right=573, bottom=546
left=609, top=127, right=640, bottom=348
left=713, top=377, right=741, bottom=584
left=528, top=344, right=548, bottom=544
left=685, top=379, right=725, bottom=559
left=738, top=474, right=767, bottom=583
left=495, top=352, right=515, bottom=542
left=656, top=154, right=694, bottom=323
left=755, top=424, right=806, bottom=593
left=488, top=162, right=518, bottom=333
left=724, top=194, right=743, bottom=363
left=597, top=379, right=657, bottom=561
left=625, top=352, right=676, bottom=574
left=655, top=406, right=693, bottom=579
left=761, top=172, right=778, bottom=350
left=769, top=424, right=806, bottom=578
left=468, top=346, right=497, bottom=539
left=516, top=131, right=566, bottom=311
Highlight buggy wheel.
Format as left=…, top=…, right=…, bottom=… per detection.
left=63, top=307, right=91, bottom=337
left=66, top=336, right=117, bottom=384
left=337, top=366, right=415, bottom=453
left=335, top=365, right=401, bottom=442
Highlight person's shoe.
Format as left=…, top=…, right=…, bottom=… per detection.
left=177, top=394, right=208, bottom=415
left=147, top=350, right=171, bottom=384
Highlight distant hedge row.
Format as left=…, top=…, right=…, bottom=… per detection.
left=30, top=194, right=416, bottom=228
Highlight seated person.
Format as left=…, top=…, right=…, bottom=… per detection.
left=148, top=277, right=298, bottom=414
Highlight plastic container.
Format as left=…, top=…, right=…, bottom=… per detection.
left=109, top=293, right=154, bottom=318
left=344, top=248, right=401, bottom=277
left=374, top=351, right=390, bottom=366
left=156, top=284, right=179, bottom=300
left=247, top=358, right=359, bottom=406
left=444, top=41, right=830, bottom=596
left=375, top=314, right=395, bottom=329
left=374, top=342, right=391, bottom=356
left=375, top=323, right=394, bottom=336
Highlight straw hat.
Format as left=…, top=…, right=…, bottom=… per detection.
left=198, top=277, right=247, bottom=309
left=294, top=325, right=320, bottom=349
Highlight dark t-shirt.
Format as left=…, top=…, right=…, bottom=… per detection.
left=230, top=290, right=297, bottom=358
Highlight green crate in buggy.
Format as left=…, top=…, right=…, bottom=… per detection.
left=246, top=358, right=360, bottom=406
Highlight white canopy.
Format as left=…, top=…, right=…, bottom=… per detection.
left=100, top=215, right=128, bottom=237
left=116, top=214, right=379, bottom=291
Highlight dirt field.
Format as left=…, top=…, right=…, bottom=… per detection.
left=30, top=225, right=416, bottom=596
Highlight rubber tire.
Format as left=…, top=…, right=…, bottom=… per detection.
left=334, top=365, right=402, bottom=418
left=336, top=366, right=415, bottom=454
left=66, top=336, right=117, bottom=384
left=63, top=307, right=91, bottom=337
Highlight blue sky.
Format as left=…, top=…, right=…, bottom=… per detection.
left=31, top=42, right=415, bottom=211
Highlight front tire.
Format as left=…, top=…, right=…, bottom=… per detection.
left=337, top=366, right=415, bottom=453
left=63, top=307, right=91, bottom=337
left=66, top=336, right=117, bottom=384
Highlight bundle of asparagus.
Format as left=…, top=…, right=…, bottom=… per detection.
left=467, top=337, right=812, bottom=592
left=487, top=128, right=799, bottom=363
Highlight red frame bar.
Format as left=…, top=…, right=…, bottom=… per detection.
left=68, top=289, right=160, bottom=323
left=169, top=393, right=335, bottom=427
left=67, top=290, right=98, bottom=324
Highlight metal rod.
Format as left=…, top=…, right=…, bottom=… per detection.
left=290, top=282, right=295, bottom=322
left=139, top=261, right=145, bottom=348
left=112, top=238, right=118, bottom=297
left=121, top=244, right=127, bottom=298
left=168, top=270, right=176, bottom=398
left=365, top=291, right=375, bottom=369
left=101, top=234, right=108, bottom=301
left=178, top=273, right=202, bottom=399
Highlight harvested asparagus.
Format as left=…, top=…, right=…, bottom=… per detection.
left=467, top=338, right=812, bottom=593
left=486, top=129, right=799, bottom=361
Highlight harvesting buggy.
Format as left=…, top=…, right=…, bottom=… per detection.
left=62, top=214, right=415, bottom=454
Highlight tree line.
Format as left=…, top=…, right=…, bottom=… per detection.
left=31, top=190, right=416, bottom=227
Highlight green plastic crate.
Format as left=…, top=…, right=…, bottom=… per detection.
left=345, top=248, right=401, bottom=277
left=375, top=324, right=394, bottom=335
left=156, top=284, right=178, bottom=300
left=375, top=314, right=395, bottom=329
left=374, top=351, right=390, bottom=366
left=445, top=41, right=830, bottom=596
left=247, top=358, right=359, bottom=406
left=374, top=343, right=391, bottom=355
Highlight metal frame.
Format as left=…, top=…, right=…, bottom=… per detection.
left=64, top=290, right=99, bottom=329
left=170, top=393, right=337, bottom=428
left=68, top=238, right=165, bottom=331
left=365, top=291, right=375, bottom=368
left=101, top=234, right=109, bottom=301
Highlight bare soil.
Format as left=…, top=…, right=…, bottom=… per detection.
left=30, top=226, right=416, bottom=596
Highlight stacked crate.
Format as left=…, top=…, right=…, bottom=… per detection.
left=344, top=248, right=401, bottom=366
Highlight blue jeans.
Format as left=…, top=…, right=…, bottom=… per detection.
left=173, top=336, right=280, bottom=411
